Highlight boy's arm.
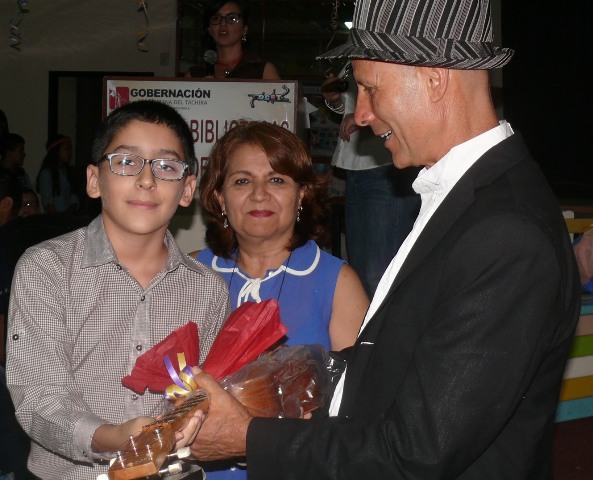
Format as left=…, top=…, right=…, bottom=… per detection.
left=6, top=251, right=109, bottom=463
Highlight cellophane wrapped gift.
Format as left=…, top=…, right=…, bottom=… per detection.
left=219, top=344, right=346, bottom=418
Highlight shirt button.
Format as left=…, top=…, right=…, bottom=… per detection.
left=116, top=264, right=123, bottom=270
left=136, top=344, right=143, bottom=352
left=140, top=295, right=145, bottom=301
left=131, top=394, right=138, bottom=401
left=12, top=334, right=19, bottom=341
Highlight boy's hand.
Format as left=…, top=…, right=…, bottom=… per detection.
left=174, top=409, right=203, bottom=450
left=189, top=367, right=252, bottom=461
left=92, top=416, right=154, bottom=453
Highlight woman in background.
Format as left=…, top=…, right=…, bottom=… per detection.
left=36, top=134, right=79, bottom=213
left=184, top=0, right=280, bottom=80
left=193, top=120, right=368, bottom=479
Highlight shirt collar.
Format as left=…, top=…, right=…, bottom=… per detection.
left=413, top=120, right=514, bottom=196
left=81, top=215, right=204, bottom=274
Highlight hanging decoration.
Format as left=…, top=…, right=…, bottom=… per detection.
left=136, top=0, right=149, bottom=52
left=324, top=0, right=340, bottom=53
left=8, top=0, right=30, bottom=50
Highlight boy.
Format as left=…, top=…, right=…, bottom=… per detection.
left=6, top=100, right=230, bottom=479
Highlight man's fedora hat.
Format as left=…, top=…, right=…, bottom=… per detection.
left=319, top=0, right=514, bottom=69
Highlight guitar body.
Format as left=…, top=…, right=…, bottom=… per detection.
left=107, top=390, right=209, bottom=480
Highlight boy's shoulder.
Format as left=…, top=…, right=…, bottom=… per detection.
left=12, top=213, right=93, bottom=261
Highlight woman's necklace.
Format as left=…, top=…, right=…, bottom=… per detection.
left=217, top=53, right=243, bottom=76
left=229, top=252, right=293, bottom=304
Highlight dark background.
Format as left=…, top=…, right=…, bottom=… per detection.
left=501, top=2, right=589, bottom=201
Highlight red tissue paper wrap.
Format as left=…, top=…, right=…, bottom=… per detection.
left=122, top=299, right=287, bottom=395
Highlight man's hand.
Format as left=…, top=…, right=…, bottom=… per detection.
left=189, top=367, right=253, bottom=461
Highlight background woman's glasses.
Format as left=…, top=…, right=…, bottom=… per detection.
left=210, top=13, right=242, bottom=25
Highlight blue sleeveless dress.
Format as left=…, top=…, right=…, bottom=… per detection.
left=196, top=240, right=345, bottom=480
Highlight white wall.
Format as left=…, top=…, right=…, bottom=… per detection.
left=0, top=1, right=210, bottom=251
left=0, top=0, right=178, bottom=184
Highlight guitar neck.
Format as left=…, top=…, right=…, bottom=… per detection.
left=107, top=389, right=209, bottom=480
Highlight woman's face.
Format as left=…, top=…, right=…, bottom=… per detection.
left=208, top=2, right=247, bottom=49
left=216, top=143, right=304, bottom=246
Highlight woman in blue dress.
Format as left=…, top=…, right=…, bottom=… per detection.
left=192, top=120, right=369, bottom=479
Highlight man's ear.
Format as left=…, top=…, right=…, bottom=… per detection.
left=424, top=67, right=449, bottom=102
left=179, top=175, right=197, bottom=207
left=86, top=164, right=101, bottom=199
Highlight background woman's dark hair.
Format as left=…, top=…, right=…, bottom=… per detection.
left=91, top=100, right=196, bottom=175
left=199, top=120, right=330, bottom=258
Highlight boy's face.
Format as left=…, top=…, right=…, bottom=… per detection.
left=86, top=120, right=196, bottom=238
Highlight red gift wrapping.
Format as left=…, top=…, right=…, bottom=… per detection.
left=121, top=299, right=287, bottom=395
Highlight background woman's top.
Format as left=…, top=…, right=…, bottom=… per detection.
left=37, top=167, right=79, bottom=212
left=197, top=240, right=344, bottom=349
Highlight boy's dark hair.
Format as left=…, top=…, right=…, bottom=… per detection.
left=0, top=168, right=23, bottom=215
left=91, top=100, right=196, bottom=174
left=0, top=133, right=25, bottom=158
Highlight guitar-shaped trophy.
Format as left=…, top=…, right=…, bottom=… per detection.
left=97, top=389, right=209, bottom=480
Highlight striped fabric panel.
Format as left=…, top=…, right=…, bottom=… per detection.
left=558, top=375, right=593, bottom=402
left=555, top=396, right=593, bottom=423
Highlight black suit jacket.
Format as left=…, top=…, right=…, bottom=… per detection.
left=247, top=133, right=581, bottom=479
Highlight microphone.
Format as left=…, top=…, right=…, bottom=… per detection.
left=203, top=50, right=217, bottom=76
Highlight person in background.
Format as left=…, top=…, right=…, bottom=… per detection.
left=6, top=100, right=230, bottom=480
left=0, top=133, right=32, bottom=189
left=18, top=187, right=41, bottom=217
left=322, top=63, right=421, bottom=296
left=0, top=169, right=34, bottom=480
left=36, top=134, right=80, bottom=213
left=184, top=0, right=280, bottom=80
left=192, top=120, right=369, bottom=480
left=185, top=0, right=581, bottom=478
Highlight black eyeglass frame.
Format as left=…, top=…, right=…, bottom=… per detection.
left=97, top=153, right=190, bottom=182
left=210, top=13, right=242, bottom=25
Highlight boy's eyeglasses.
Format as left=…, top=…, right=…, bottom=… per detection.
left=210, top=13, right=242, bottom=25
left=98, top=153, right=189, bottom=181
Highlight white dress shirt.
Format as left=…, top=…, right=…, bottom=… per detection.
left=329, top=121, right=514, bottom=415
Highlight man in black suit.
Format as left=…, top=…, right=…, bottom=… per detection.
left=187, top=0, right=581, bottom=478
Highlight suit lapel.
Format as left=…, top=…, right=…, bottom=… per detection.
left=339, top=135, right=527, bottom=416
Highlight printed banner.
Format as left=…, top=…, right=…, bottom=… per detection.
left=104, top=77, right=302, bottom=180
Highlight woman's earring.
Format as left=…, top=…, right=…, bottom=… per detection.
left=222, top=211, right=229, bottom=229
left=241, top=34, right=247, bottom=43
left=296, top=206, right=302, bottom=223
